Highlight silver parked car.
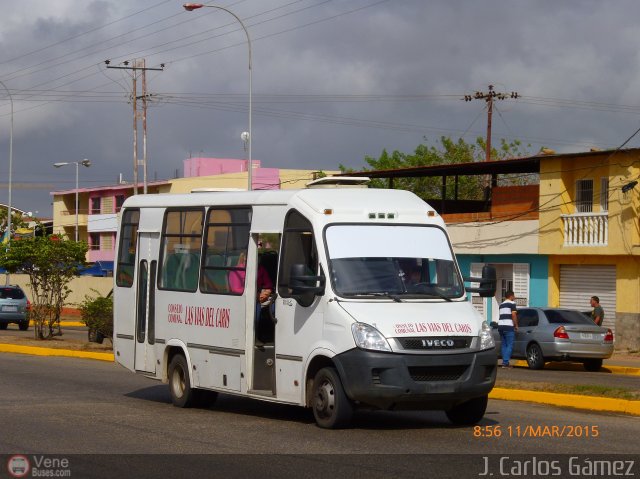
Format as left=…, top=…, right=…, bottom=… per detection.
left=491, top=307, right=614, bottom=371
left=0, top=285, right=30, bottom=331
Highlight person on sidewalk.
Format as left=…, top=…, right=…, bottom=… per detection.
left=590, top=296, right=604, bottom=326
left=498, top=291, right=518, bottom=368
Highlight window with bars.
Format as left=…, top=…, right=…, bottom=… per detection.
left=115, top=195, right=125, bottom=212
left=575, top=179, right=593, bottom=213
left=89, top=233, right=100, bottom=250
left=90, top=197, right=101, bottom=215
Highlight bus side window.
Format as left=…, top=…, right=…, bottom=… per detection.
left=278, top=210, right=319, bottom=306
left=116, top=209, right=139, bottom=288
left=202, top=254, right=229, bottom=293
left=158, top=209, right=204, bottom=292
left=163, top=252, right=198, bottom=290
left=200, top=207, right=251, bottom=295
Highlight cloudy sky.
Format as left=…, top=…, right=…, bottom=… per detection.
left=1, top=0, right=640, bottom=215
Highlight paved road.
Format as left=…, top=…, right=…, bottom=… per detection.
left=2, top=353, right=638, bottom=478
left=2, top=353, right=638, bottom=454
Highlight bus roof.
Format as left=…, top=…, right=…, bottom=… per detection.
left=121, top=187, right=436, bottom=214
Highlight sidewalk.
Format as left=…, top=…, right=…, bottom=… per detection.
left=0, top=340, right=638, bottom=417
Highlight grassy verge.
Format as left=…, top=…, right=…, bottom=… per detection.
left=496, top=379, right=640, bottom=400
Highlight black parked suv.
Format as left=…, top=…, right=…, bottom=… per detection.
left=0, top=285, right=30, bottom=331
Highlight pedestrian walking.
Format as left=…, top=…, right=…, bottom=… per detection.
left=590, top=296, right=604, bottom=326
left=498, top=291, right=518, bottom=368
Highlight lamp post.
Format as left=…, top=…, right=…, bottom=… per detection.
left=0, top=80, right=13, bottom=286
left=183, top=3, right=253, bottom=190
left=53, top=159, right=91, bottom=242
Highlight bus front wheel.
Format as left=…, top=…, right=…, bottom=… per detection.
left=169, top=354, right=196, bottom=408
left=311, top=367, right=353, bottom=429
left=445, top=395, right=488, bottom=426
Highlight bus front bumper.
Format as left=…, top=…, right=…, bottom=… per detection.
left=332, top=348, right=497, bottom=410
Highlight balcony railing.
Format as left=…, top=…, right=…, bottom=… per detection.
left=561, top=212, right=608, bottom=246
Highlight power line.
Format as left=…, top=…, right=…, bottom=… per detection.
left=463, top=85, right=519, bottom=162
left=106, top=59, right=165, bottom=194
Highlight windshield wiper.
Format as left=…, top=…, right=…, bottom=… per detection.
left=418, top=290, right=453, bottom=302
left=367, top=292, right=403, bottom=303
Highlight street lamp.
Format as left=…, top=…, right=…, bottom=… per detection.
left=183, top=3, right=253, bottom=191
left=0, top=80, right=13, bottom=286
left=53, top=159, right=91, bottom=242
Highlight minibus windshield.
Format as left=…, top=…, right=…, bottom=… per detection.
left=325, top=225, right=464, bottom=299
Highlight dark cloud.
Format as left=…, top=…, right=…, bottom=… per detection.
left=1, top=0, right=640, bottom=214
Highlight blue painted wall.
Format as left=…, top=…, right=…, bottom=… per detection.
left=456, top=254, right=548, bottom=307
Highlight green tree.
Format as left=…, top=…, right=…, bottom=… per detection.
left=0, top=209, right=28, bottom=240
left=0, top=236, right=87, bottom=339
left=341, top=136, right=532, bottom=201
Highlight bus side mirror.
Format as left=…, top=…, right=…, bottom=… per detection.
left=289, top=263, right=325, bottom=296
left=464, top=265, right=497, bottom=298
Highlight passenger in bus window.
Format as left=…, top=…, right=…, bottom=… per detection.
left=229, top=253, right=274, bottom=303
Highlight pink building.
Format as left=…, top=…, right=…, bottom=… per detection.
left=183, top=157, right=280, bottom=190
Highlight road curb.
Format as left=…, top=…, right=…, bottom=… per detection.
left=490, top=387, right=640, bottom=416
left=0, top=343, right=114, bottom=362
left=28, top=320, right=86, bottom=327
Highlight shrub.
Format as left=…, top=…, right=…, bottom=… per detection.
left=79, top=290, right=113, bottom=342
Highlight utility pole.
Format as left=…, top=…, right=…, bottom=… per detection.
left=105, top=59, right=164, bottom=194
left=463, top=85, right=518, bottom=162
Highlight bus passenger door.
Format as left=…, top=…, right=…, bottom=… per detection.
left=134, top=232, right=159, bottom=374
left=274, top=211, right=323, bottom=404
left=250, top=234, right=280, bottom=395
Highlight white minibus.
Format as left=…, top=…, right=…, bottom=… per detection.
left=113, top=184, right=497, bottom=428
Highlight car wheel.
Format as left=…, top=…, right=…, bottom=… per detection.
left=18, top=320, right=29, bottom=331
left=0, top=323, right=7, bottom=330
left=526, top=343, right=545, bottom=370
left=168, top=354, right=196, bottom=408
left=446, top=395, right=488, bottom=425
left=583, top=359, right=603, bottom=372
left=312, top=367, right=353, bottom=429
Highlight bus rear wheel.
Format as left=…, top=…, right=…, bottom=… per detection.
left=311, top=367, right=353, bottom=429
left=169, top=354, right=196, bottom=408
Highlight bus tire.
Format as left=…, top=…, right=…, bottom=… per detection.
left=194, top=390, right=219, bottom=408
left=311, top=367, right=353, bottom=429
left=445, top=395, right=488, bottom=426
left=169, top=354, right=196, bottom=408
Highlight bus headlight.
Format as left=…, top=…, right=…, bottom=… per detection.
left=351, top=323, right=392, bottom=352
left=479, top=321, right=495, bottom=351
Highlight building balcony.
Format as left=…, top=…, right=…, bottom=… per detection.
left=561, top=212, right=608, bottom=247
left=56, top=211, right=88, bottom=228
left=88, top=213, right=118, bottom=233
